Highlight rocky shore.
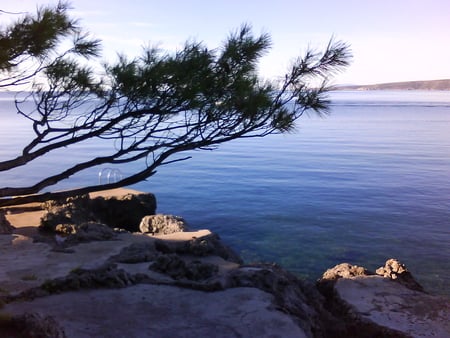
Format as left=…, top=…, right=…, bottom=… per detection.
left=1, top=189, right=449, bottom=337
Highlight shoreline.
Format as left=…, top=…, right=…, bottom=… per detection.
left=1, top=188, right=449, bottom=336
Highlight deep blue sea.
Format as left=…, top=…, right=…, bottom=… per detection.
left=1, top=90, right=449, bottom=295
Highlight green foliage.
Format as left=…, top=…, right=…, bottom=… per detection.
left=0, top=1, right=101, bottom=89
left=0, top=1, right=72, bottom=69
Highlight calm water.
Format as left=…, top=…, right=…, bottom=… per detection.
left=1, top=90, right=449, bottom=295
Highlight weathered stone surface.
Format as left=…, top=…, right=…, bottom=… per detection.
left=154, top=232, right=243, bottom=264
left=139, top=214, right=186, bottom=234
left=334, top=276, right=450, bottom=337
left=2, top=312, right=66, bottom=338
left=150, top=254, right=219, bottom=281
left=4, top=285, right=308, bottom=338
left=91, top=193, right=156, bottom=231
left=376, top=258, right=424, bottom=291
left=316, top=260, right=450, bottom=337
left=64, top=222, right=116, bottom=243
left=0, top=209, right=14, bottom=234
left=40, top=193, right=156, bottom=232
left=320, top=262, right=370, bottom=281
left=226, top=264, right=328, bottom=337
left=40, top=194, right=97, bottom=232
left=112, top=241, right=158, bottom=263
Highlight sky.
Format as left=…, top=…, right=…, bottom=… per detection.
left=2, top=0, right=450, bottom=85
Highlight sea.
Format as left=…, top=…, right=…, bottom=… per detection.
left=1, top=90, right=449, bottom=296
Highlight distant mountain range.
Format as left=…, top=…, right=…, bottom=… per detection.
left=337, top=79, right=450, bottom=91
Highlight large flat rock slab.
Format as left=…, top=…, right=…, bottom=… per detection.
left=335, top=276, right=450, bottom=337
left=4, top=284, right=307, bottom=338
left=0, top=230, right=216, bottom=295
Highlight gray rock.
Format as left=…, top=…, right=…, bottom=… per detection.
left=226, top=264, right=325, bottom=337
left=4, top=285, right=308, bottom=338
left=139, top=214, right=186, bottom=234
left=334, top=276, right=450, bottom=337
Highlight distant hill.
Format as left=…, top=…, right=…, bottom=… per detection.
left=337, top=79, right=450, bottom=91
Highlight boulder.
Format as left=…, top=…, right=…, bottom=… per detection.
left=0, top=209, right=14, bottom=234
left=320, top=263, right=370, bottom=281
left=375, top=258, right=423, bottom=291
left=40, top=193, right=157, bottom=233
left=40, top=195, right=95, bottom=232
left=90, top=193, right=156, bottom=231
left=139, top=214, right=186, bottom=234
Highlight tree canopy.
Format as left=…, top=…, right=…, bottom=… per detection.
left=0, top=2, right=351, bottom=207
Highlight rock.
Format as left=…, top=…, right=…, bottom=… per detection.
left=333, top=276, right=450, bottom=337
left=40, top=193, right=157, bottom=233
left=36, top=264, right=135, bottom=295
left=154, top=232, right=243, bottom=264
left=1, top=312, right=66, bottom=338
left=112, top=242, right=158, bottom=263
left=225, top=263, right=329, bottom=337
left=316, top=260, right=450, bottom=337
left=150, top=254, right=218, bottom=281
left=40, top=195, right=94, bottom=232
left=320, top=263, right=370, bottom=281
left=3, top=285, right=308, bottom=338
left=55, top=223, right=77, bottom=235
left=64, top=222, right=116, bottom=243
left=376, top=258, right=424, bottom=291
left=90, top=193, right=156, bottom=232
left=139, top=214, right=186, bottom=234
left=50, top=222, right=117, bottom=244
left=0, top=209, right=14, bottom=234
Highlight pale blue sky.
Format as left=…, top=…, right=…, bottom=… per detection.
left=2, top=0, right=450, bottom=84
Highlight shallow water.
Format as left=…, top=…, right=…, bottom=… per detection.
left=1, top=90, right=449, bottom=295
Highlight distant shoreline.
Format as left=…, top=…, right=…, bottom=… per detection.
left=336, top=79, right=450, bottom=91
